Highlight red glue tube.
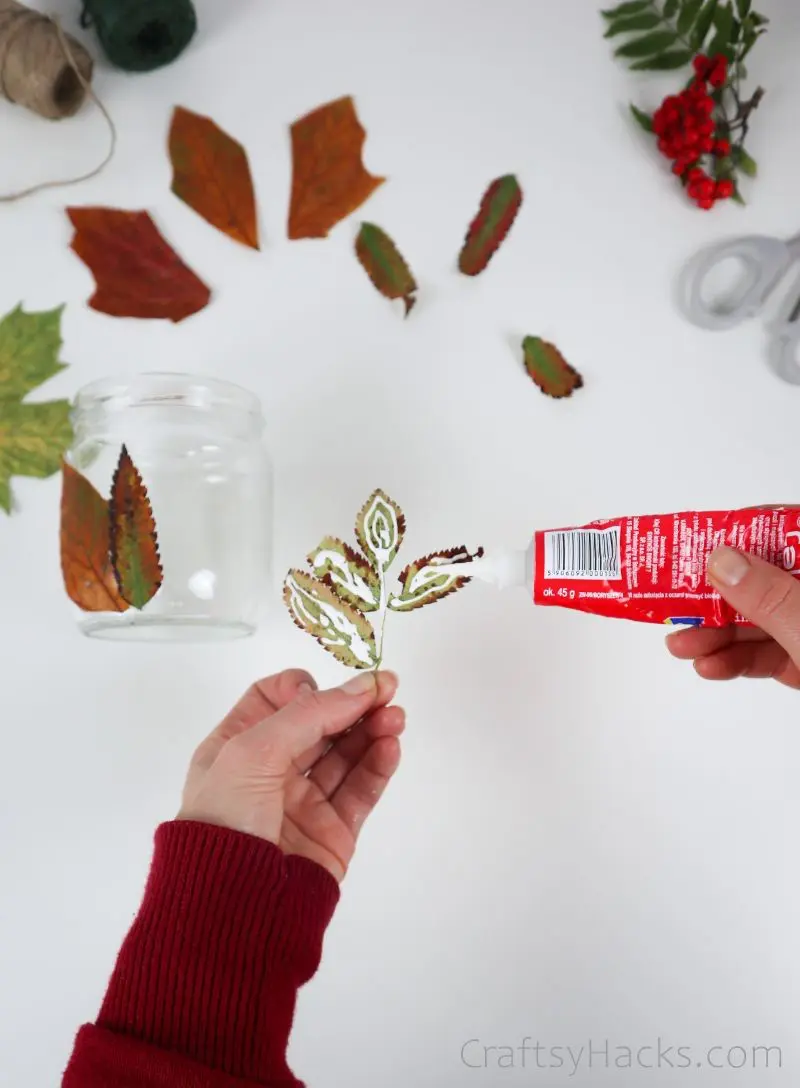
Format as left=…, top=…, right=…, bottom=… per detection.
left=459, top=507, right=800, bottom=628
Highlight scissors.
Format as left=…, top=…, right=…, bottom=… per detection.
left=682, top=233, right=800, bottom=384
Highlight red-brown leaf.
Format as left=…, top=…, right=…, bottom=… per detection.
left=67, top=207, right=212, bottom=323
left=109, top=445, right=163, bottom=609
left=459, top=175, right=523, bottom=276
left=60, top=461, right=130, bottom=613
left=169, top=106, right=259, bottom=250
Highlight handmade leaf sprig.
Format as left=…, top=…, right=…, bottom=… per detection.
left=603, top=0, right=768, bottom=207
left=60, top=445, right=163, bottom=611
left=0, top=304, right=72, bottom=514
left=284, top=489, right=483, bottom=669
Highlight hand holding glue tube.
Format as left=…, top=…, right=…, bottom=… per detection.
left=436, top=507, right=800, bottom=687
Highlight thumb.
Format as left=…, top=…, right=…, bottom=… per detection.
left=240, top=671, right=379, bottom=766
left=708, top=546, right=800, bottom=662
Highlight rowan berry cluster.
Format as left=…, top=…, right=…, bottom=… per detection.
left=652, top=54, right=735, bottom=210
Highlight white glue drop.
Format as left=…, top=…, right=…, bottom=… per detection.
left=435, top=544, right=534, bottom=592
left=188, top=569, right=217, bottom=601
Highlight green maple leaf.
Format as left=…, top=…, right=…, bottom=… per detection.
left=0, top=304, right=72, bottom=514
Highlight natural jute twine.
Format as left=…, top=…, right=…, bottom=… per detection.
left=0, top=0, right=116, bottom=202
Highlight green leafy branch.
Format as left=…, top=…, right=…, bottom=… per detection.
left=283, top=488, right=483, bottom=670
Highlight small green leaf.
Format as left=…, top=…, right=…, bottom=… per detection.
left=604, top=11, right=661, bottom=36
left=733, top=146, right=757, bottom=176
left=629, top=103, right=655, bottom=132
left=707, top=1, right=735, bottom=56
left=284, top=569, right=378, bottom=670
left=630, top=48, right=694, bottom=68
left=664, top=0, right=680, bottom=17
left=355, top=488, right=406, bottom=573
left=307, top=535, right=381, bottom=612
left=677, top=0, right=704, bottom=36
left=736, top=0, right=751, bottom=15
left=522, top=337, right=583, bottom=399
left=692, top=0, right=720, bottom=47
left=389, top=547, right=484, bottom=613
left=615, top=29, right=679, bottom=56
left=601, top=0, right=651, bottom=18
left=355, top=223, right=417, bottom=317
left=731, top=185, right=746, bottom=205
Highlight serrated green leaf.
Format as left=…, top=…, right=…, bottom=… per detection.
left=630, top=103, right=655, bottom=132
left=664, top=0, right=680, bottom=17
left=355, top=223, right=417, bottom=316
left=604, top=11, right=661, bottom=36
left=630, top=48, right=694, bottom=68
left=0, top=400, right=72, bottom=513
left=601, top=0, right=651, bottom=18
left=707, top=1, right=735, bottom=56
left=731, top=185, right=746, bottom=204
left=692, top=0, right=720, bottom=47
left=307, top=534, right=381, bottom=611
left=736, top=0, right=751, bottom=15
left=0, top=304, right=67, bottom=402
left=389, top=547, right=484, bottom=613
left=733, top=146, right=757, bottom=176
left=355, top=489, right=406, bottom=573
left=522, top=337, right=583, bottom=399
left=284, top=569, right=378, bottom=670
left=677, top=0, right=704, bottom=35
left=615, top=29, right=679, bottom=56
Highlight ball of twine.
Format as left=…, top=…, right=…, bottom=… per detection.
left=81, top=0, right=196, bottom=73
left=0, top=0, right=93, bottom=120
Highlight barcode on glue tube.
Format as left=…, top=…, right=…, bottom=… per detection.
left=544, top=527, right=621, bottom=580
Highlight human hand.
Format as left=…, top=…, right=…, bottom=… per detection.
left=178, top=670, right=404, bottom=881
left=667, top=546, right=800, bottom=688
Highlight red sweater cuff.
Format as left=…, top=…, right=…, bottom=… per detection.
left=67, top=821, right=339, bottom=1086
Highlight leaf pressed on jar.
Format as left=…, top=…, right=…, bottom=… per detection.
left=355, top=223, right=417, bottom=315
left=458, top=175, right=523, bottom=276
left=67, top=207, right=212, bottom=323
left=389, top=546, right=484, bottom=612
left=60, top=462, right=129, bottom=612
left=0, top=304, right=72, bottom=514
left=284, top=569, right=378, bottom=669
left=522, top=336, right=584, bottom=398
left=169, top=106, right=259, bottom=249
left=109, top=445, right=163, bottom=609
left=288, top=96, right=386, bottom=240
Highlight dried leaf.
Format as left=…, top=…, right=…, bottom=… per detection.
left=284, top=569, right=378, bottom=669
left=169, top=106, right=259, bottom=250
left=522, top=336, right=584, bottom=399
left=0, top=304, right=72, bottom=514
left=355, top=223, right=417, bottom=316
left=355, top=488, right=406, bottom=573
left=60, top=462, right=130, bottom=612
left=67, top=207, right=212, bottom=323
left=288, top=96, right=385, bottom=240
left=308, top=535, right=381, bottom=611
left=389, top=546, right=484, bottom=612
left=458, top=175, right=523, bottom=277
left=109, top=445, right=163, bottom=609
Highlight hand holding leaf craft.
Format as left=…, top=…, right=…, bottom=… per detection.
left=284, top=489, right=483, bottom=670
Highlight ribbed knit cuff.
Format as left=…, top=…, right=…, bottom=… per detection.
left=95, top=821, right=340, bottom=1084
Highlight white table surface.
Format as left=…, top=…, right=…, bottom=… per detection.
left=1, top=1, right=799, bottom=1084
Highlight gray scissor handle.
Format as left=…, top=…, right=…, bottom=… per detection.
left=685, top=235, right=792, bottom=331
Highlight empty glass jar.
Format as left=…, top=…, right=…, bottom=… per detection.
left=63, top=373, right=272, bottom=641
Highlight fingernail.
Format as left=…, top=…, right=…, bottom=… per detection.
left=708, top=546, right=750, bottom=587
left=340, top=672, right=377, bottom=696
left=379, top=670, right=399, bottom=690
left=297, top=681, right=314, bottom=695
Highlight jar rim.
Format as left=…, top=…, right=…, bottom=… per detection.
left=73, top=372, right=263, bottom=415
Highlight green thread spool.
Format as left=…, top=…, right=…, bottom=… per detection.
left=80, top=0, right=196, bottom=73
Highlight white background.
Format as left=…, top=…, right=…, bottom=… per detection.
left=1, top=0, right=799, bottom=1084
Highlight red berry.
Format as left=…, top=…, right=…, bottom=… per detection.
left=712, top=53, right=728, bottom=70
left=698, top=119, right=715, bottom=136
left=698, top=136, right=715, bottom=153
left=697, top=197, right=715, bottom=210
left=698, top=178, right=716, bottom=198
left=699, top=97, right=715, bottom=115
left=692, top=55, right=712, bottom=79
left=716, top=179, right=735, bottom=198
left=688, top=167, right=705, bottom=182
left=714, top=138, right=731, bottom=156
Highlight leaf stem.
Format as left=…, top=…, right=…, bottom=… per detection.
left=373, top=565, right=388, bottom=671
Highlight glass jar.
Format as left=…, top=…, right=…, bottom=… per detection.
left=63, top=373, right=271, bottom=641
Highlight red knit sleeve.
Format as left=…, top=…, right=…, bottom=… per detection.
left=62, top=821, right=340, bottom=1087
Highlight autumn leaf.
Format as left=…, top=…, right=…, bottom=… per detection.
left=284, top=569, right=378, bottom=669
left=307, top=535, right=381, bottom=611
left=288, top=96, right=385, bottom=240
left=355, top=223, right=417, bottom=316
left=0, top=304, right=72, bottom=514
left=67, top=208, right=212, bottom=323
left=389, top=546, right=484, bottom=612
left=522, top=336, right=584, bottom=398
left=355, top=488, right=406, bottom=573
left=169, top=106, right=259, bottom=250
left=60, top=462, right=129, bottom=612
left=458, top=175, right=523, bottom=276
left=109, top=445, right=163, bottom=609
